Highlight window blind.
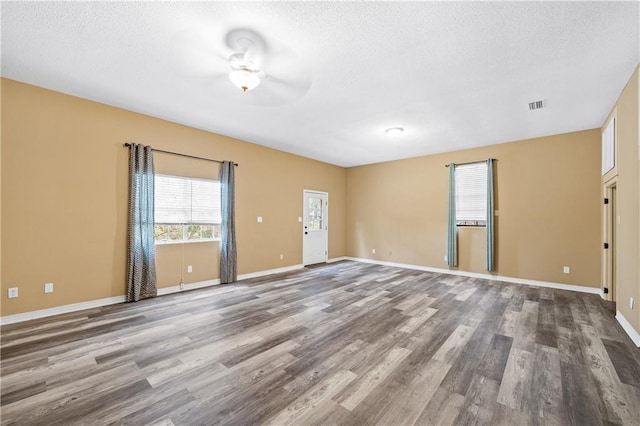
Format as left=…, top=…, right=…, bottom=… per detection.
left=155, top=175, right=221, bottom=224
left=455, top=162, right=487, bottom=222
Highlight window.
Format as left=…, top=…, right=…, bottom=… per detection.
left=154, top=175, right=221, bottom=243
left=455, top=162, right=487, bottom=226
left=307, top=197, right=323, bottom=231
left=602, top=117, right=615, bottom=175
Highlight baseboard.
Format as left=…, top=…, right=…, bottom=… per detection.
left=0, top=259, right=603, bottom=327
left=0, top=264, right=306, bottom=326
left=616, top=310, right=640, bottom=347
left=238, top=264, right=304, bottom=280
left=344, top=257, right=602, bottom=295
left=157, top=278, right=222, bottom=296
left=0, top=295, right=126, bottom=326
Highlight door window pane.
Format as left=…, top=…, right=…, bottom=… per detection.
left=308, top=197, right=323, bottom=230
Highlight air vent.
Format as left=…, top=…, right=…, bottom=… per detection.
left=528, top=100, right=544, bottom=110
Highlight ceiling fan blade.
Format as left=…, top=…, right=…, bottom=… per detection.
left=261, top=41, right=312, bottom=85
left=170, top=28, right=229, bottom=76
left=239, top=77, right=310, bottom=107
left=266, top=73, right=312, bottom=93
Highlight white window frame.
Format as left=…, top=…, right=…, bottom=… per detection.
left=602, top=117, right=615, bottom=175
left=154, top=174, right=222, bottom=245
left=455, top=162, right=488, bottom=227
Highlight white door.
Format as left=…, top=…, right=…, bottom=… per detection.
left=303, top=190, right=328, bottom=265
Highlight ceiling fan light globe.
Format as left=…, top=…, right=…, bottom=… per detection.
left=229, top=69, right=260, bottom=92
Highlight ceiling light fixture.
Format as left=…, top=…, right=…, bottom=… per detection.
left=229, top=68, right=260, bottom=92
left=385, top=127, right=404, bottom=136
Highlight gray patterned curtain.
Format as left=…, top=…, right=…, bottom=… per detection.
left=446, top=163, right=458, bottom=267
left=220, top=161, right=237, bottom=283
left=486, top=158, right=495, bottom=271
left=126, top=144, right=157, bottom=302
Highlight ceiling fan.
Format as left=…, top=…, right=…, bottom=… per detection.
left=225, top=29, right=265, bottom=93
left=172, top=27, right=312, bottom=105
left=228, top=52, right=261, bottom=92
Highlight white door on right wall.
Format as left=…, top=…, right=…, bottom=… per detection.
left=303, top=190, right=328, bottom=265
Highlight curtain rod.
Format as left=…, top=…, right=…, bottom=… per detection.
left=445, top=158, right=496, bottom=167
left=123, top=143, right=238, bottom=166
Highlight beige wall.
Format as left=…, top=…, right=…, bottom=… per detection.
left=346, top=130, right=602, bottom=287
left=0, top=76, right=622, bottom=322
left=1, top=78, right=346, bottom=316
left=604, top=66, right=640, bottom=335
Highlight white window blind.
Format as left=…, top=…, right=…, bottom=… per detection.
left=455, top=162, right=487, bottom=224
left=155, top=175, right=221, bottom=224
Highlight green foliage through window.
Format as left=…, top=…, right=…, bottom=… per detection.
left=154, top=174, right=222, bottom=244
left=155, top=224, right=220, bottom=243
left=308, top=197, right=323, bottom=231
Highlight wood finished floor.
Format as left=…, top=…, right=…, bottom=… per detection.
left=1, top=261, right=640, bottom=425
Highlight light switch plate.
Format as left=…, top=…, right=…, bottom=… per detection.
left=44, top=283, right=54, bottom=293
left=257, top=216, right=263, bottom=223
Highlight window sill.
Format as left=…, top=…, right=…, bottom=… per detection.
left=155, top=239, right=220, bottom=246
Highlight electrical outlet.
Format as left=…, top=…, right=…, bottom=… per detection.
left=187, top=265, right=193, bottom=273
left=444, top=255, right=448, bottom=262
left=372, top=249, right=376, bottom=254
left=630, top=297, right=634, bottom=310
left=257, top=216, right=263, bottom=223
left=563, top=266, right=570, bottom=274
left=298, top=217, right=302, bottom=223
left=279, top=254, right=284, bottom=260
left=44, top=282, right=54, bottom=293
left=8, top=287, right=18, bottom=298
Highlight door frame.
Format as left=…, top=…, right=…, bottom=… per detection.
left=302, top=189, right=329, bottom=266
left=602, top=178, right=617, bottom=302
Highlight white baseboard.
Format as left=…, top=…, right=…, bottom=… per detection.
left=0, top=259, right=604, bottom=327
left=157, top=278, right=222, bottom=296
left=238, top=264, right=304, bottom=280
left=0, top=295, right=126, bottom=326
left=344, top=257, right=602, bottom=295
left=0, top=264, right=306, bottom=326
left=616, top=310, right=640, bottom=347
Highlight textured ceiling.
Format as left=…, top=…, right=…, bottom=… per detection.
left=2, top=1, right=639, bottom=167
